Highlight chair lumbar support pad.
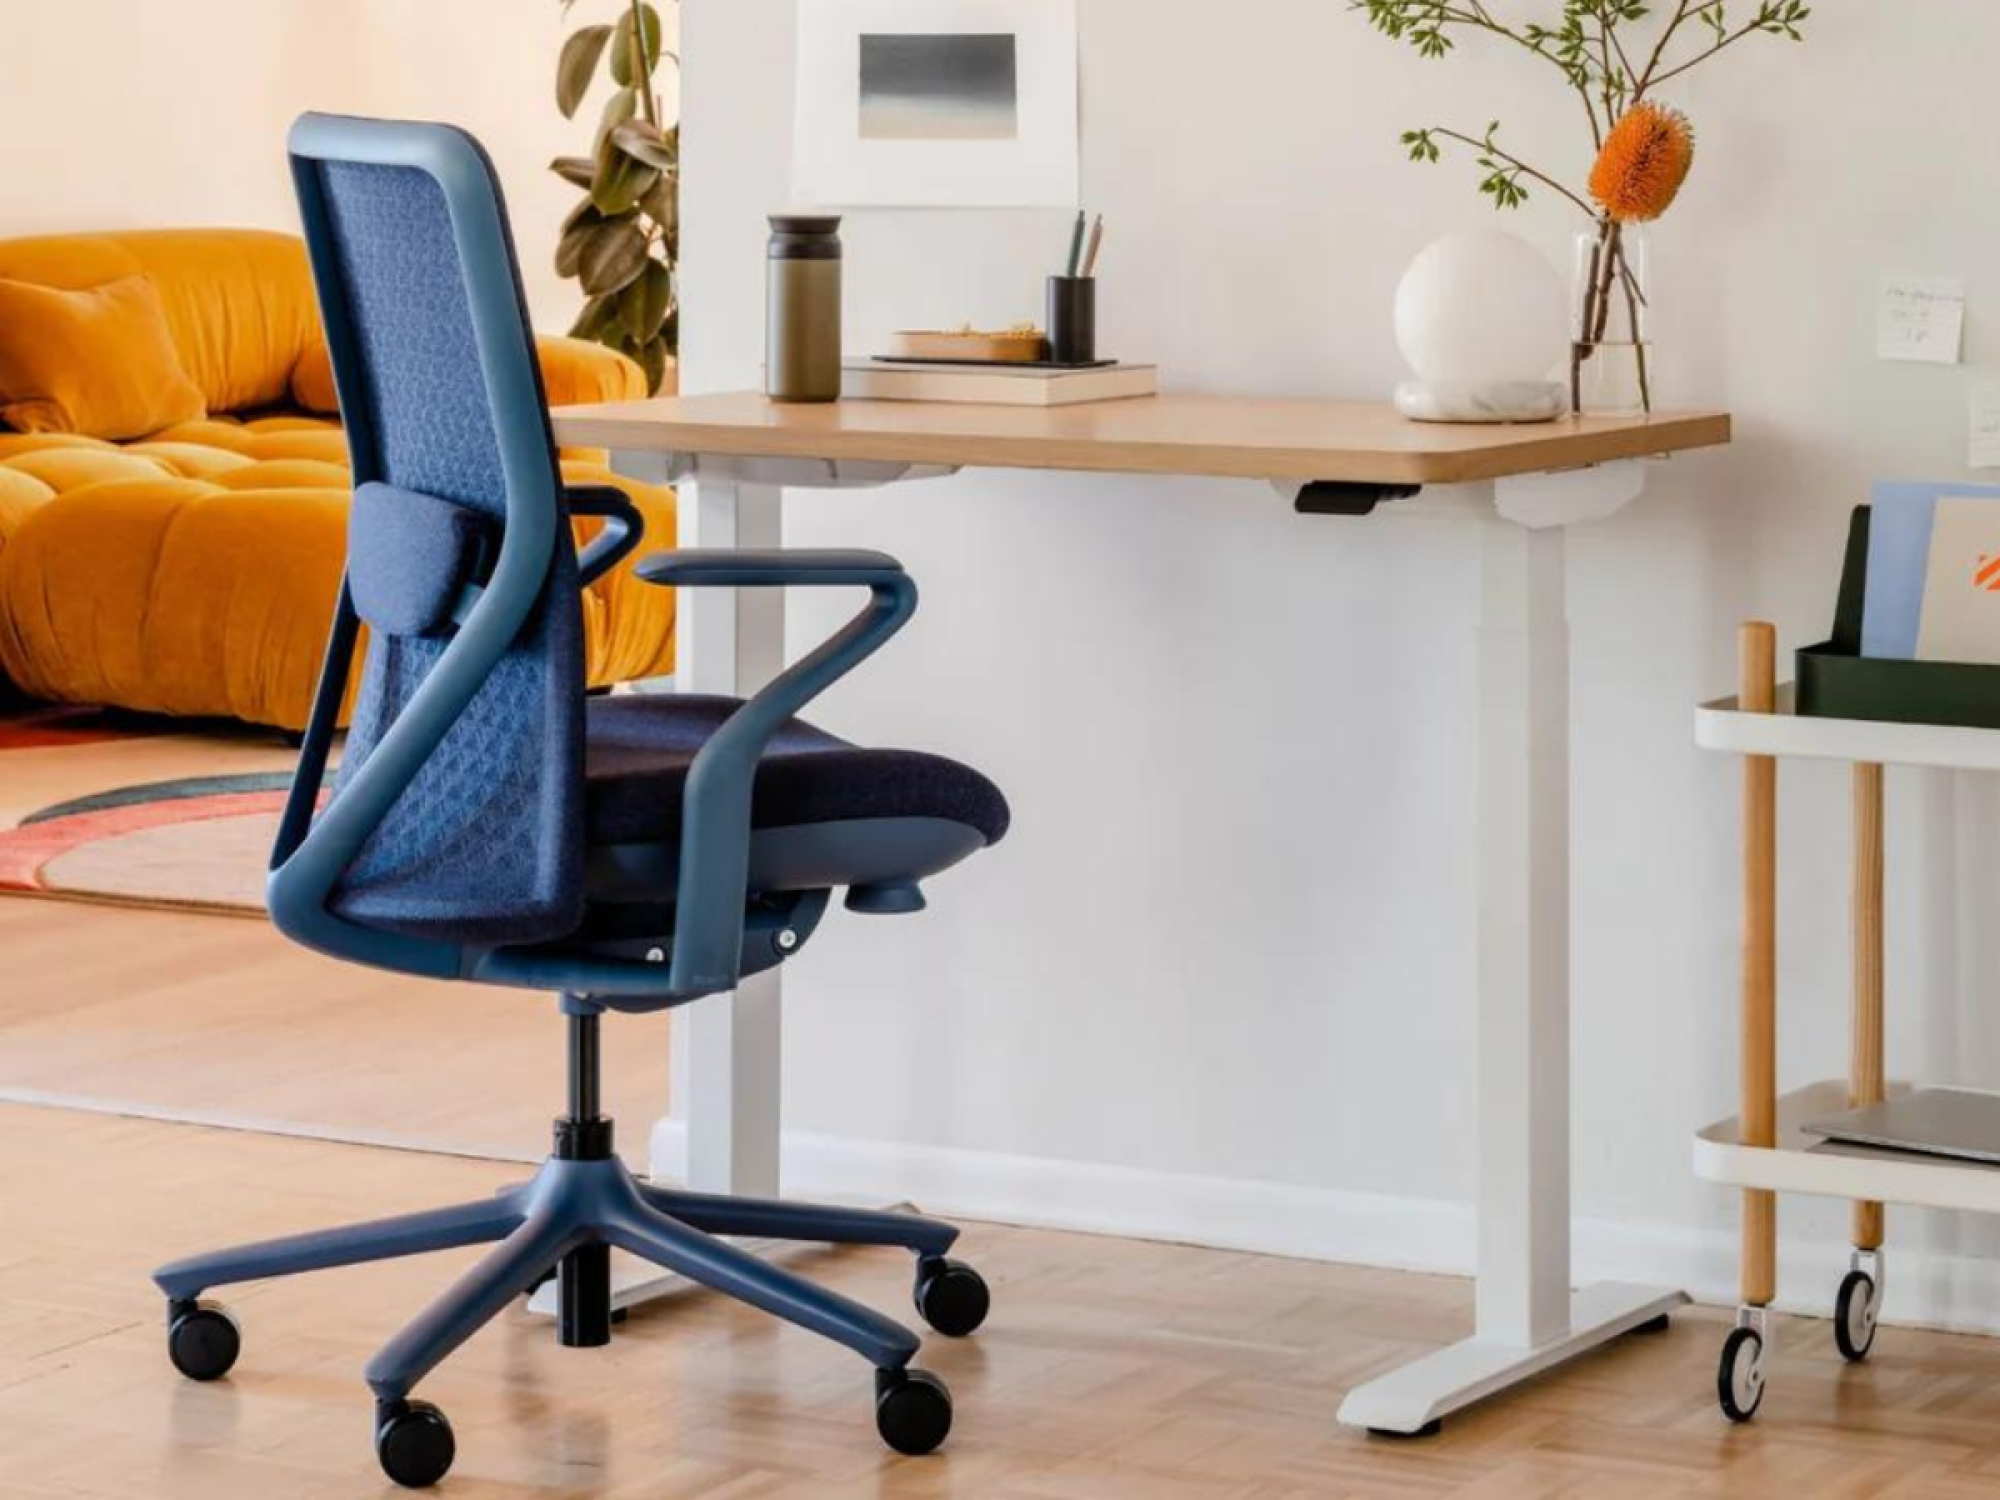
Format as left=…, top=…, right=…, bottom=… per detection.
left=151, top=112, right=1009, bottom=1488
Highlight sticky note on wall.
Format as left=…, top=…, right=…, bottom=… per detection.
left=1878, top=274, right=1965, bottom=364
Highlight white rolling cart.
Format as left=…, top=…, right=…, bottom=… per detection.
left=1693, top=620, right=2000, bottom=1421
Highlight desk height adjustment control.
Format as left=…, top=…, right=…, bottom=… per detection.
left=1290, top=480, right=1423, bottom=516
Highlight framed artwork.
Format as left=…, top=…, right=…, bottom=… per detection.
left=792, top=0, right=1079, bottom=208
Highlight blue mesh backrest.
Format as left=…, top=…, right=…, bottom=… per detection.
left=302, top=150, right=584, bottom=945
left=320, top=161, right=510, bottom=508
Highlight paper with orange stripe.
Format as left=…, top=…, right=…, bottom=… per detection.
left=1915, top=497, right=2000, bottom=664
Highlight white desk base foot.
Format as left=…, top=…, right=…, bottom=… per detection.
left=1335, top=1282, right=1689, bottom=1435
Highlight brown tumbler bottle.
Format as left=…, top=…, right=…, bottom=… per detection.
left=765, top=215, right=842, bottom=402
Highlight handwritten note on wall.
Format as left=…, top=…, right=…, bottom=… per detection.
left=1878, top=274, right=1966, bottom=365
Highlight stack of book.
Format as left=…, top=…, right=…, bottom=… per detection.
left=840, top=358, right=1157, bottom=408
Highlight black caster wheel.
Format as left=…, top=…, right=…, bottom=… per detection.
left=1834, top=1269, right=1879, bottom=1363
left=913, top=1256, right=990, bottom=1338
left=1716, top=1326, right=1765, bottom=1423
left=376, top=1399, right=455, bottom=1489
left=875, top=1367, right=953, bottom=1456
left=166, top=1299, right=240, bottom=1382
left=1633, top=1313, right=1672, bottom=1335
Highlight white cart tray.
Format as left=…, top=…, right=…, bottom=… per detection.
left=1694, top=1078, right=2000, bottom=1215
left=1697, top=687, right=2000, bottom=772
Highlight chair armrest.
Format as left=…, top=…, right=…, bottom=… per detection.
left=567, top=486, right=645, bottom=587
left=635, top=546, right=918, bottom=996
left=636, top=548, right=903, bottom=589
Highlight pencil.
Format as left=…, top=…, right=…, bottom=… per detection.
left=1064, top=210, right=1086, bottom=277
left=1081, top=214, right=1104, bottom=278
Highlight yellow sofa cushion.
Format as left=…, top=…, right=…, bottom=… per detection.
left=0, top=465, right=54, bottom=514
left=0, top=447, right=176, bottom=492
left=0, top=467, right=54, bottom=570
left=0, top=230, right=317, bottom=416
left=288, top=339, right=340, bottom=415
left=121, top=441, right=256, bottom=481
left=0, top=432, right=115, bottom=458
left=290, top=331, right=650, bottom=415
left=0, top=228, right=678, bottom=728
left=0, top=275, right=207, bottom=440
left=534, top=336, right=651, bottom=406
left=208, top=458, right=353, bottom=491
left=0, top=427, right=678, bottom=729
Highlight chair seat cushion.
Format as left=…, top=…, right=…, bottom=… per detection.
left=586, top=695, right=1010, bottom=847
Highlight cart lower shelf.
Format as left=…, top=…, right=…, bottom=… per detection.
left=1694, top=1078, right=2000, bottom=1214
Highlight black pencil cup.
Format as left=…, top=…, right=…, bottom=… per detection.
left=1046, top=276, right=1096, bottom=365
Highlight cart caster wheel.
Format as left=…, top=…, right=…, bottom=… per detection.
left=1835, top=1269, right=1879, bottom=1363
left=1633, top=1313, right=1672, bottom=1335
left=376, top=1399, right=455, bottom=1488
left=166, top=1299, right=240, bottom=1382
left=875, top=1367, right=952, bottom=1455
left=913, top=1256, right=989, bottom=1337
left=1717, top=1326, right=1765, bottom=1423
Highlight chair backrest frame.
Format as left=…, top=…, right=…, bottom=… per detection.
left=268, top=113, right=569, bottom=979
left=267, top=116, right=931, bottom=1011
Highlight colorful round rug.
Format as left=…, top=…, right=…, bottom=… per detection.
left=0, top=773, right=291, bottom=915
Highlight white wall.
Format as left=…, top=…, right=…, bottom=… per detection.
left=681, top=0, right=2000, bottom=1330
left=0, top=0, right=659, bottom=330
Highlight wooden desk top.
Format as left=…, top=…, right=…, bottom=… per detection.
left=552, top=390, right=1731, bottom=485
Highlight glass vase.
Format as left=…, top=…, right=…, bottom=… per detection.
left=1570, top=220, right=1651, bottom=415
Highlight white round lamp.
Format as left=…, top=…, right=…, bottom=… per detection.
left=1392, top=230, right=1568, bottom=423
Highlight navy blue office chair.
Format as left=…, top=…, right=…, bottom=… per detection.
left=151, top=114, right=1009, bottom=1488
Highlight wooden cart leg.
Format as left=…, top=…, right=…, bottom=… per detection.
left=1831, top=759, right=1890, bottom=1366
left=1718, top=623, right=1779, bottom=1423
left=1740, top=624, right=1778, bottom=1311
left=1852, top=762, right=1886, bottom=1252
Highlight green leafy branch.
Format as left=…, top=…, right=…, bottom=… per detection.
left=551, top=0, right=680, bottom=393
left=1402, top=123, right=1594, bottom=214
left=1357, top=0, right=1810, bottom=216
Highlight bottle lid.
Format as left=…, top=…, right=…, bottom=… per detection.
left=768, top=214, right=842, bottom=258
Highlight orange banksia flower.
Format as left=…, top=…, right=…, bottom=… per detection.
left=1589, top=102, right=1696, bottom=222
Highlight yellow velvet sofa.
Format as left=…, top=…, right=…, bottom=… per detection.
left=0, top=229, right=675, bottom=730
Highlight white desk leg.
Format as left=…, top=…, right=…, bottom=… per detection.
left=1336, top=512, right=1685, bottom=1435
left=670, top=472, right=786, bottom=1199
left=531, top=461, right=788, bottom=1318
